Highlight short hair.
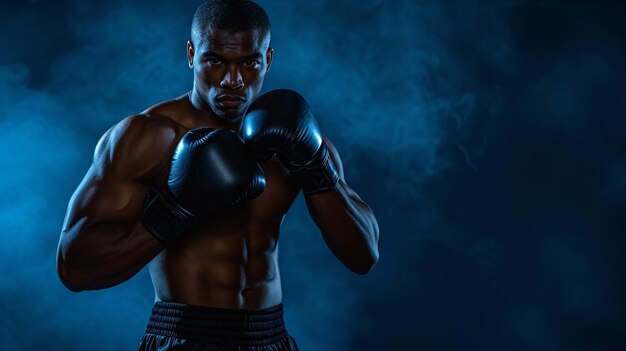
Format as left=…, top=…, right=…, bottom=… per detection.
left=191, top=0, right=271, bottom=45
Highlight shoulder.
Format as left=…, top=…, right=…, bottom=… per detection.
left=93, top=114, right=181, bottom=181
left=141, top=93, right=192, bottom=126
left=97, top=114, right=179, bottom=156
left=97, top=92, right=193, bottom=157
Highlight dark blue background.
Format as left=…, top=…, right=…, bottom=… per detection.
left=1, top=0, right=624, bottom=349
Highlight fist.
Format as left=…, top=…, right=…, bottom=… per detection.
left=242, top=89, right=338, bottom=194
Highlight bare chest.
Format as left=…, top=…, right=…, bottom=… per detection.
left=152, top=156, right=300, bottom=256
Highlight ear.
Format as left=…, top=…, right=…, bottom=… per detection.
left=187, top=40, right=195, bottom=69
left=265, top=47, right=274, bottom=73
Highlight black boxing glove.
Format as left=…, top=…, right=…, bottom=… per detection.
left=141, top=127, right=266, bottom=243
left=242, top=89, right=339, bottom=195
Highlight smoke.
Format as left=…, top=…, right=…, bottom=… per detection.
left=0, top=1, right=195, bottom=348
left=1, top=0, right=625, bottom=350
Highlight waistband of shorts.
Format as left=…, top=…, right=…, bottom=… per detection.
left=145, top=301, right=288, bottom=346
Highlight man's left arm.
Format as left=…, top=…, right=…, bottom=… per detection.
left=304, top=137, right=380, bottom=274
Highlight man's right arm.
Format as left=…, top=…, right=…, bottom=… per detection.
left=57, top=114, right=178, bottom=292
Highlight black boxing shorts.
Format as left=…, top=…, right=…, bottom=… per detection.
left=137, top=302, right=299, bottom=351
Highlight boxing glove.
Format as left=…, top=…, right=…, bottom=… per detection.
left=242, top=89, right=339, bottom=194
left=142, top=127, right=266, bottom=243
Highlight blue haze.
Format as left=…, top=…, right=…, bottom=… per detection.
left=0, top=0, right=624, bottom=350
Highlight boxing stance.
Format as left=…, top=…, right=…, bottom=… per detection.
left=56, top=1, right=379, bottom=350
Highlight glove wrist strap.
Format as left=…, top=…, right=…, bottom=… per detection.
left=141, top=187, right=198, bottom=244
left=295, top=144, right=339, bottom=195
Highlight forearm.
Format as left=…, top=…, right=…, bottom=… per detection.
left=57, top=217, right=164, bottom=291
left=305, top=179, right=380, bottom=274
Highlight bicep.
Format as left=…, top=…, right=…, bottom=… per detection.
left=62, top=166, right=148, bottom=232
left=63, top=115, right=175, bottom=232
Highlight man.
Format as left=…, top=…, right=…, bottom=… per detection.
left=56, top=1, right=379, bottom=350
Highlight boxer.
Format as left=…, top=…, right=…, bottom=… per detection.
left=57, top=1, right=379, bottom=349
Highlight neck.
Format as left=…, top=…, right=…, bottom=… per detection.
left=188, top=89, right=213, bottom=117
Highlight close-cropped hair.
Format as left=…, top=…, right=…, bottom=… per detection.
left=191, top=0, right=271, bottom=44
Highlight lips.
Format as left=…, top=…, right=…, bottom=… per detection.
left=216, top=94, right=246, bottom=109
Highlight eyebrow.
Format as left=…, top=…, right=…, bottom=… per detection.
left=201, top=51, right=225, bottom=59
left=201, top=51, right=263, bottom=60
left=242, top=53, right=263, bottom=60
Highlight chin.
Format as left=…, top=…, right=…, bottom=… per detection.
left=217, top=109, right=244, bottom=121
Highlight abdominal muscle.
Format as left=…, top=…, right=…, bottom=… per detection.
left=148, top=206, right=285, bottom=310
left=144, top=136, right=299, bottom=310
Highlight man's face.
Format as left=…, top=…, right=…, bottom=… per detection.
left=188, top=29, right=273, bottom=121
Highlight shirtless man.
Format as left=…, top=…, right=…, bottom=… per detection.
left=56, top=1, right=379, bottom=350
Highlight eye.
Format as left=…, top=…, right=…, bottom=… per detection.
left=242, top=59, right=260, bottom=68
left=205, top=57, right=222, bottom=66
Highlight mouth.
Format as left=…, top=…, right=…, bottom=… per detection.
left=216, top=94, right=246, bottom=109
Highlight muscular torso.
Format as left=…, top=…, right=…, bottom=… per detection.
left=143, top=94, right=300, bottom=309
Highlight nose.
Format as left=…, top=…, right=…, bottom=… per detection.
left=220, top=66, right=243, bottom=90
